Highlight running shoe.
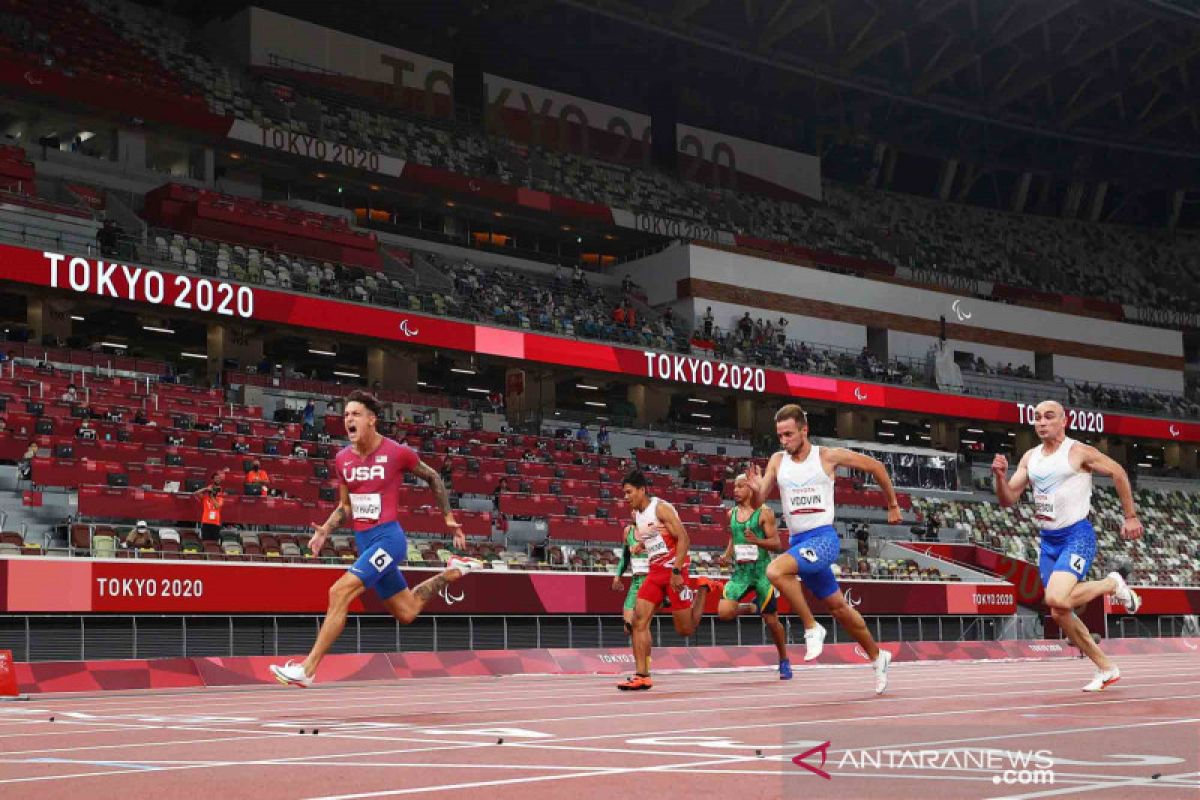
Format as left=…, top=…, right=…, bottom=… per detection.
left=873, top=649, right=892, bottom=695
left=617, top=674, right=653, bottom=691
left=447, top=555, right=485, bottom=576
left=1107, top=564, right=1142, bottom=614
left=693, top=576, right=721, bottom=595
left=270, top=660, right=313, bottom=688
left=804, top=622, right=827, bottom=662
left=779, top=658, right=793, bottom=681
left=1082, top=666, right=1120, bottom=692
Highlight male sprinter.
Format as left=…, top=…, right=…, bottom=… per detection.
left=271, top=390, right=481, bottom=687
left=717, top=475, right=823, bottom=679
left=612, top=519, right=668, bottom=634
left=746, top=404, right=902, bottom=694
left=992, top=400, right=1142, bottom=691
left=618, top=470, right=714, bottom=690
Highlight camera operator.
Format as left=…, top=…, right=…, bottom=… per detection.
left=195, top=470, right=227, bottom=542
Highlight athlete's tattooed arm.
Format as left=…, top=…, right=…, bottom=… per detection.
left=413, top=572, right=451, bottom=602
left=412, top=460, right=465, bottom=548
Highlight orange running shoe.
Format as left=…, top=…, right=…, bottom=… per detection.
left=617, top=674, right=653, bottom=691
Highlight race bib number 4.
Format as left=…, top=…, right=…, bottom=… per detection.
left=631, top=557, right=650, bottom=575
left=1033, top=492, right=1056, bottom=524
left=644, top=534, right=669, bottom=560
left=350, top=493, right=382, bottom=521
left=734, top=543, right=759, bottom=563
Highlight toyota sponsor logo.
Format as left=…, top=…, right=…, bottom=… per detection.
left=397, top=318, right=420, bottom=337
left=951, top=298, right=973, bottom=322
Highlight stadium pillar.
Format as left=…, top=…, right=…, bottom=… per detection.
left=1169, top=189, right=1185, bottom=230
left=930, top=420, right=959, bottom=451
left=367, top=346, right=417, bottom=391
left=627, top=383, right=669, bottom=425
left=736, top=398, right=754, bottom=432
left=937, top=159, right=958, bottom=201
left=507, top=370, right=554, bottom=418
left=1014, top=428, right=1037, bottom=455
left=1062, top=181, right=1085, bottom=219
left=206, top=323, right=261, bottom=384
left=1164, top=441, right=1181, bottom=471
left=1088, top=182, right=1108, bottom=223
left=835, top=409, right=872, bottom=440
left=1011, top=172, right=1031, bottom=214
left=881, top=147, right=897, bottom=190
left=26, top=298, right=70, bottom=346
left=115, top=129, right=147, bottom=171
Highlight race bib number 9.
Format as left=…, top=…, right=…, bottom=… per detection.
left=631, top=556, right=650, bottom=575
left=351, top=493, right=382, bottom=521
left=734, top=543, right=759, bottom=563
left=645, top=534, right=669, bottom=560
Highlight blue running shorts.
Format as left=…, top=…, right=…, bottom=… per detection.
left=784, top=525, right=842, bottom=600
left=348, top=521, right=409, bottom=600
left=1038, top=518, right=1097, bottom=587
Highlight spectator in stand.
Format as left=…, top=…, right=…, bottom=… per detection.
left=245, top=459, right=270, bottom=496
left=621, top=274, right=634, bottom=296
left=493, top=476, right=509, bottom=507
left=61, top=384, right=78, bottom=403
left=775, top=317, right=788, bottom=348
left=856, top=523, right=870, bottom=557
left=702, top=307, right=715, bottom=339
left=75, top=419, right=96, bottom=440
left=195, top=471, right=226, bottom=542
left=572, top=264, right=586, bottom=292
left=302, top=399, right=316, bottom=432
left=575, top=422, right=591, bottom=447
left=123, top=520, right=156, bottom=550
left=133, top=408, right=148, bottom=425
left=232, top=436, right=250, bottom=454
left=612, top=305, right=627, bottom=327
left=668, top=439, right=680, bottom=451
left=292, top=442, right=308, bottom=459
left=597, top=424, right=610, bottom=454
left=737, top=312, right=754, bottom=342
left=17, top=442, right=36, bottom=480
left=96, top=219, right=119, bottom=258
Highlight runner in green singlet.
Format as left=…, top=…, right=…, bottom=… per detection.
left=718, top=475, right=824, bottom=679
left=612, top=521, right=668, bottom=634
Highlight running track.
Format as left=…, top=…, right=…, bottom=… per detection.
left=0, top=652, right=1198, bottom=799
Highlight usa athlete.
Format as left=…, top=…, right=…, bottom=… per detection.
left=992, top=400, right=1142, bottom=691
left=271, top=390, right=481, bottom=687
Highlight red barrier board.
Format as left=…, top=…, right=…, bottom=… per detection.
left=2, top=244, right=1197, bottom=444
left=14, top=638, right=1198, bottom=694
left=0, top=557, right=1014, bottom=615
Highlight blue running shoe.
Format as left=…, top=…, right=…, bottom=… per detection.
left=779, top=658, right=793, bottom=681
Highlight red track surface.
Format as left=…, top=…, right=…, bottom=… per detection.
left=1, top=652, right=1199, bottom=799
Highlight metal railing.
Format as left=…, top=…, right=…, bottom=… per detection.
left=0, top=612, right=1036, bottom=663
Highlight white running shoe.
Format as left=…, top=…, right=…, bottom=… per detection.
left=1082, top=666, right=1120, bottom=692
left=270, top=660, right=313, bottom=688
left=804, top=623, right=827, bottom=662
left=873, top=649, right=892, bottom=695
left=447, top=555, right=484, bottom=576
left=1108, top=571, right=1142, bottom=613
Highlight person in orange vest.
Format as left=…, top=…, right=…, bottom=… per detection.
left=196, top=470, right=226, bottom=541
left=245, top=459, right=270, bottom=496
